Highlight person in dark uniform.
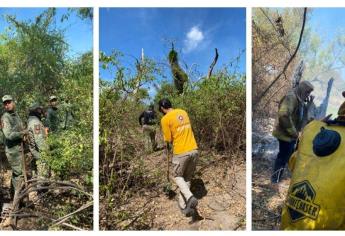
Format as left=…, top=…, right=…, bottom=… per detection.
left=139, top=105, right=158, bottom=152
left=46, top=95, right=61, bottom=133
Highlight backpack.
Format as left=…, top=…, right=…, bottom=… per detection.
left=281, top=120, right=345, bottom=230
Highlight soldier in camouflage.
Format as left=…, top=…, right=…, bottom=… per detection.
left=27, top=102, right=48, bottom=178
left=61, top=99, right=75, bottom=130
left=1, top=95, right=27, bottom=195
left=46, top=95, right=60, bottom=133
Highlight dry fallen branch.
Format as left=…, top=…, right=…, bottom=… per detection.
left=5, top=211, right=85, bottom=231
left=51, top=201, right=93, bottom=227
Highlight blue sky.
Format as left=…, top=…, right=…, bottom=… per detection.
left=0, top=8, right=93, bottom=57
left=306, top=8, right=345, bottom=78
left=307, top=8, right=345, bottom=112
left=100, top=8, right=246, bottom=84
left=308, top=8, right=345, bottom=45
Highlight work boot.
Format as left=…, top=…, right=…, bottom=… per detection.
left=185, top=196, right=198, bottom=213
left=179, top=196, right=198, bottom=217
left=183, top=207, right=196, bottom=217
left=186, top=196, right=198, bottom=208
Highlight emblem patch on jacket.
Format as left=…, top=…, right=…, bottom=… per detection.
left=286, top=180, right=320, bottom=221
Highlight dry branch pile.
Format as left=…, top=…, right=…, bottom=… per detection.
left=0, top=177, right=92, bottom=230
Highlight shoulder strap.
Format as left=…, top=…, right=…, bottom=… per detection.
left=325, top=119, right=345, bottom=126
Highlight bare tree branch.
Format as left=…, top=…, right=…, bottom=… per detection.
left=207, top=48, right=219, bottom=79
left=51, top=201, right=93, bottom=227
left=259, top=8, right=291, bottom=55
left=254, top=8, right=307, bottom=109
left=1, top=178, right=92, bottom=230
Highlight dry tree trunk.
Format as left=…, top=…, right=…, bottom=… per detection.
left=207, top=48, right=219, bottom=79
left=317, top=77, right=334, bottom=119
left=168, top=44, right=188, bottom=95
left=292, top=60, right=304, bottom=88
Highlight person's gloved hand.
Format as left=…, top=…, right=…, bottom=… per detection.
left=309, top=95, right=315, bottom=103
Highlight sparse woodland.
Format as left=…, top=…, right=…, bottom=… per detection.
left=99, top=45, right=246, bottom=230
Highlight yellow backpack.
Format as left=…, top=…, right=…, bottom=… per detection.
left=281, top=120, right=345, bottom=230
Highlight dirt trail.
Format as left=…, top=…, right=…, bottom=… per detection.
left=252, top=155, right=290, bottom=230
left=114, top=149, right=246, bottom=230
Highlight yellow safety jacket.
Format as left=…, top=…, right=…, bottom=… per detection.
left=281, top=120, right=345, bottom=230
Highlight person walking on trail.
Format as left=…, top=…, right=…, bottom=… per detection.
left=46, top=95, right=61, bottom=133
left=280, top=92, right=345, bottom=230
left=27, top=102, right=48, bottom=178
left=158, top=98, right=199, bottom=217
left=271, top=81, right=314, bottom=184
left=139, top=105, right=158, bottom=152
left=1, top=95, right=27, bottom=197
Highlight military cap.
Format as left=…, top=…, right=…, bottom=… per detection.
left=29, top=102, right=42, bottom=111
left=2, top=95, right=13, bottom=103
left=49, top=95, right=57, bottom=101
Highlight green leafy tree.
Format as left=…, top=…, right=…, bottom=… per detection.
left=0, top=8, right=93, bottom=230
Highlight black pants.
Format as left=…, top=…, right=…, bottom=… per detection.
left=271, top=139, right=296, bottom=183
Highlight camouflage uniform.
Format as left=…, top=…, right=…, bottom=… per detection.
left=46, top=96, right=61, bottom=133
left=142, top=125, right=157, bottom=151
left=61, top=101, right=75, bottom=130
left=46, top=107, right=60, bottom=132
left=27, top=103, right=48, bottom=178
left=1, top=95, right=25, bottom=193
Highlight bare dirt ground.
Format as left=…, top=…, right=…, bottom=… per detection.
left=252, top=155, right=290, bottom=230
left=101, top=150, right=246, bottom=230
left=252, top=119, right=291, bottom=230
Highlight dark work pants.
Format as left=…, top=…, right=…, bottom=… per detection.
left=271, top=139, right=296, bottom=183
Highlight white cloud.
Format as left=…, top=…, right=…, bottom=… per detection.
left=183, top=26, right=204, bottom=53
